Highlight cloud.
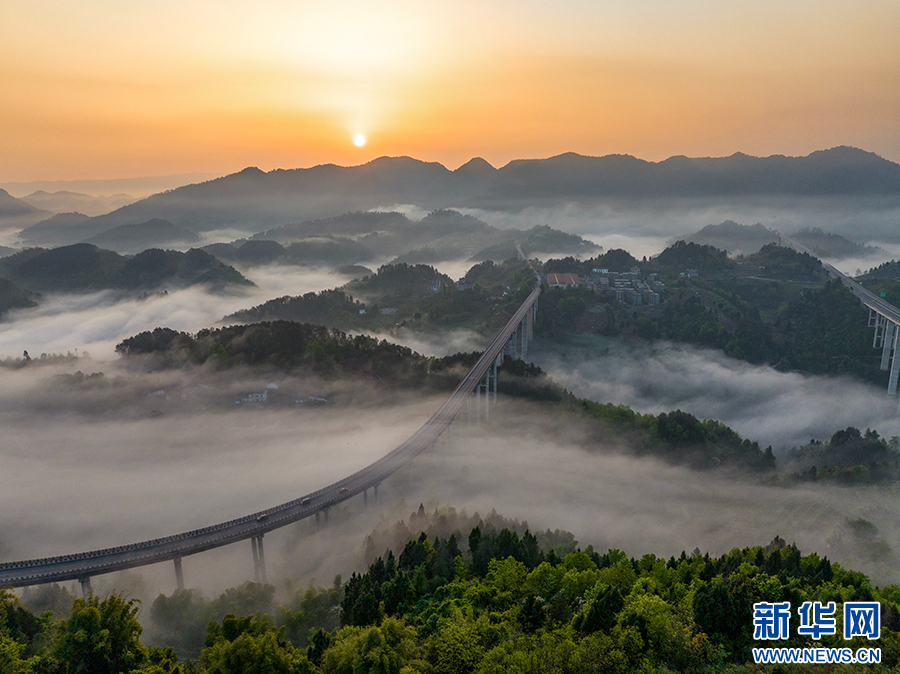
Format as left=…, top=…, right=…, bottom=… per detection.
left=457, top=197, right=900, bottom=247
left=530, top=336, right=900, bottom=451
left=406, top=419, right=900, bottom=585
left=0, top=265, right=357, bottom=361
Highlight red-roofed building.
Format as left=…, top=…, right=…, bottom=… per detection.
left=546, top=273, right=581, bottom=288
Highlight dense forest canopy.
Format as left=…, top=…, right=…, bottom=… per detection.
left=112, top=318, right=900, bottom=484
left=3, top=509, right=899, bottom=672
left=0, top=244, right=252, bottom=293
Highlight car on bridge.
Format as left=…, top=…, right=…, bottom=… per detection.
left=339, top=487, right=349, bottom=494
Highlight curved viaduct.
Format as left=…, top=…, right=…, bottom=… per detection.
left=0, top=285, right=541, bottom=593
left=782, top=236, right=900, bottom=400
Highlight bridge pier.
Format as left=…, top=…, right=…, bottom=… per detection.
left=174, top=557, right=184, bottom=591
left=520, top=316, right=529, bottom=358
left=324, top=508, right=329, bottom=526
left=504, top=331, right=516, bottom=359
left=475, top=375, right=481, bottom=424
left=374, top=483, right=379, bottom=504
left=251, top=535, right=267, bottom=584
left=79, top=577, right=92, bottom=596
left=889, top=343, right=900, bottom=397
left=494, top=354, right=499, bottom=401
left=363, top=488, right=368, bottom=508
left=527, top=302, right=535, bottom=341
left=482, top=370, right=489, bottom=422
left=882, top=321, right=897, bottom=371
left=872, top=311, right=887, bottom=348
left=257, top=535, right=267, bottom=584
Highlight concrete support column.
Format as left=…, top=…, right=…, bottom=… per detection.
left=324, top=508, right=329, bottom=526
left=315, top=511, right=320, bottom=529
left=174, top=557, right=184, bottom=591
left=251, top=536, right=260, bottom=581
left=492, top=355, right=499, bottom=406
left=374, top=483, right=379, bottom=504
left=873, top=313, right=887, bottom=348
left=79, top=577, right=92, bottom=596
left=520, top=316, right=529, bottom=358
left=882, top=321, right=896, bottom=371
left=481, top=370, right=490, bottom=422
left=889, top=329, right=900, bottom=396
left=364, top=488, right=368, bottom=508
left=475, top=377, right=481, bottom=424
left=256, top=535, right=268, bottom=584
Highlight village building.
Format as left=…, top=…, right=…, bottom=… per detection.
left=546, top=272, right=582, bottom=288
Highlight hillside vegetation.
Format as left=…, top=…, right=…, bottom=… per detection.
left=4, top=512, right=899, bottom=672
left=540, top=243, right=880, bottom=384
left=0, top=244, right=252, bottom=293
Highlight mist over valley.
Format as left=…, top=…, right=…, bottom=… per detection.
left=3, top=150, right=900, bottom=671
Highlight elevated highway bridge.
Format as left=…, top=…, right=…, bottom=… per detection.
left=782, top=237, right=900, bottom=401
left=0, top=284, right=541, bottom=593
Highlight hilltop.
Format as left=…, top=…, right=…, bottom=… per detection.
left=791, top=226, right=883, bottom=259
left=0, top=188, right=52, bottom=230
left=56, top=147, right=900, bottom=236
left=205, top=210, right=600, bottom=269
left=0, top=244, right=253, bottom=294
left=682, top=221, right=779, bottom=256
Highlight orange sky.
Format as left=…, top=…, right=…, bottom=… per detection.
left=1, top=0, right=898, bottom=181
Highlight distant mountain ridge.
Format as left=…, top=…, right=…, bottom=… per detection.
left=0, top=189, right=52, bottom=229
left=20, top=190, right=136, bottom=217
left=241, top=209, right=600, bottom=265
left=72, top=147, right=900, bottom=235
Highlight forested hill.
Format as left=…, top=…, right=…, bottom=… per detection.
left=222, top=260, right=538, bottom=336
left=4, top=513, right=898, bottom=672
left=540, top=243, right=882, bottom=385
left=116, top=313, right=895, bottom=482
left=0, top=277, right=38, bottom=317
left=115, top=320, right=775, bottom=473
left=0, top=244, right=252, bottom=292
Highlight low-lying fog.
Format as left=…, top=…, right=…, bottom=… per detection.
left=529, top=335, right=900, bottom=452
left=3, top=215, right=900, bottom=606
left=0, top=266, right=356, bottom=360
left=457, top=196, right=900, bottom=247
left=4, top=382, right=899, bottom=605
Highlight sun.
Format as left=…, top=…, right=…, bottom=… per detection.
left=353, top=134, right=366, bottom=147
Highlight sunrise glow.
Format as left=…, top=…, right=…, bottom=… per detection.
left=0, top=1, right=898, bottom=181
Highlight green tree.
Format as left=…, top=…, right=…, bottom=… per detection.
left=53, top=593, right=147, bottom=674
left=322, top=617, right=421, bottom=674
left=201, top=631, right=312, bottom=674
left=0, top=635, right=38, bottom=674
left=202, top=613, right=314, bottom=674
left=430, top=621, right=484, bottom=674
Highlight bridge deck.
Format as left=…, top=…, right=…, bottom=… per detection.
left=782, top=237, right=900, bottom=324
left=0, top=285, right=541, bottom=588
